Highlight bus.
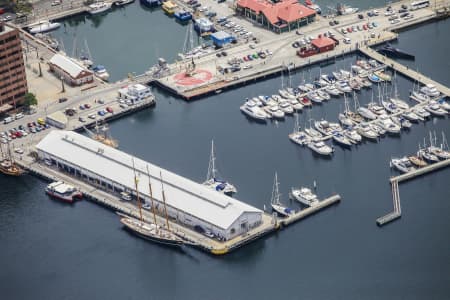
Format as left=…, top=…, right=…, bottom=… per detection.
left=410, top=0, right=430, bottom=10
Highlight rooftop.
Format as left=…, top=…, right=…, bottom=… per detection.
left=311, top=35, right=336, bottom=48
left=49, top=54, right=92, bottom=78
left=237, top=0, right=316, bottom=25
left=36, top=131, right=262, bottom=229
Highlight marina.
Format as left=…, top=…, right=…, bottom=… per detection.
left=0, top=0, right=449, bottom=297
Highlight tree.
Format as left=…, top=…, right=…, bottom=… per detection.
left=23, top=92, right=37, bottom=108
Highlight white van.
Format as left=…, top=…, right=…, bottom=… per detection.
left=3, top=116, right=14, bottom=124
left=15, top=113, right=24, bottom=120
left=343, top=37, right=351, bottom=44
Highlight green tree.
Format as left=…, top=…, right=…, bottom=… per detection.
left=23, top=92, right=37, bottom=108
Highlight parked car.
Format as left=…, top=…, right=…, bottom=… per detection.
left=58, top=97, right=68, bottom=103
left=84, top=103, right=91, bottom=109
left=106, top=107, right=113, bottom=113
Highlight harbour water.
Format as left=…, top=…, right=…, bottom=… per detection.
left=1, top=4, right=450, bottom=299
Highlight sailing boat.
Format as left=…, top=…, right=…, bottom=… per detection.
left=0, top=142, right=25, bottom=176
left=270, top=172, right=294, bottom=217
left=118, top=160, right=184, bottom=247
left=288, top=114, right=311, bottom=146
left=84, top=122, right=118, bottom=148
left=203, top=140, right=237, bottom=195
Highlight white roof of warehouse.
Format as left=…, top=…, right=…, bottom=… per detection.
left=211, top=31, right=232, bottom=40
left=49, top=54, right=91, bottom=78
left=36, top=131, right=261, bottom=229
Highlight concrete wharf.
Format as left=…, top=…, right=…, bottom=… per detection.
left=279, top=194, right=341, bottom=227
left=377, top=158, right=450, bottom=226
left=358, top=47, right=450, bottom=97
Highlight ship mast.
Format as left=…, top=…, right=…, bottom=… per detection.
left=159, top=171, right=171, bottom=231
left=206, top=140, right=216, bottom=181
left=132, top=158, right=143, bottom=222
left=146, top=165, right=158, bottom=226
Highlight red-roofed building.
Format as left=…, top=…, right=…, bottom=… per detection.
left=297, top=35, right=337, bottom=57
left=236, top=0, right=316, bottom=33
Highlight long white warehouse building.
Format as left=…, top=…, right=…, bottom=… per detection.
left=36, top=130, right=262, bottom=240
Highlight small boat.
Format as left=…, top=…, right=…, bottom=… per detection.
left=382, top=99, right=403, bottom=114
left=367, top=102, right=386, bottom=115
left=374, top=71, right=391, bottom=82
left=92, top=65, right=110, bottom=81
left=370, top=123, right=386, bottom=137
left=417, top=148, right=439, bottom=163
left=332, top=131, right=352, bottom=147
left=316, top=90, right=330, bottom=100
left=420, top=84, right=440, bottom=98
left=288, top=115, right=310, bottom=146
left=0, top=159, right=25, bottom=176
left=402, top=111, right=421, bottom=122
left=336, top=81, right=352, bottom=93
left=45, top=181, right=83, bottom=203
left=348, top=78, right=361, bottom=91
left=305, top=0, right=322, bottom=14
left=113, top=0, right=135, bottom=6
left=162, top=1, right=178, bottom=15
left=264, top=104, right=285, bottom=119
left=324, top=85, right=341, bottom=96
left=412, top=107, right=430, bottom=119
left=390, top=98, right=410, bottom=110
left=337, top=3, right=359, bottom=15
left=290, top=187, right=318, bottom=206
left=174, top=10, right=192, bottom=22
left=314, top=120, right=342, bottom=136
left=356, top=123, right=378, bottom=140
left=339, top=113, right=354, bottom=127
left=88, top=2, right=112, bottom=15
left=377, top=43, right=415, bottom=60
left=428, top=146, right=450, bottom=160
left=203, top=140, right=237, bottom=196
left=278, top=101, right=294, bottom=114
left=343, top=128, right=362, bottom=144
left=424, top=103, right=447, bottom=116
left=304, top=127, right=323, bottom=139
left=28, top=20, right=61, bottom=34
left=437, top=98, right=450, bottom=111
left=298, top=85, right=312, bottom=93
left=279, top=89, right=296, bottom=100
left=308, top=140, right=334, bottom=156
left=140, top=0, right=161, bottom=7
left=240, top=100, right=268, bottom=121
left=289, top=99, right=304, bottom=111
left=377, top=115, right=401, bottom=135
left=299, top=97, right=312, bottom=107
left=391, top=157, right=416, bottom=173
left=306, top=91, right=323, bottom=103
left=410, top=91, right=430, bottom=102
left=270, top=173, right=295, bottom=217
left=357, top=107, right=377, bottom=120
left=392, top=116, right=412, bottom=129
left=368, top=73, right=382, bottom=83
left=408, top=155, right=428, bottom=167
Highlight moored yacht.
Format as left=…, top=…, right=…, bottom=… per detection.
left=240, top=100, right=268, bottom=121
left=92, top=65, right=110, bottom=81
left=420, top=84, right=440, bottom=97
left=390, top=157, right=416, bottom=173
left=424, top=102, right=447, bottom=116
left=356, top=123, right=379, bottom=140
left=264, top=104, right=285, bottom=119
left=88, top=2, right=112, bottom=15
left=28, top=20, right=61, bottom=34
left=357, top=107, right=377, bottom=120
left=290, top=187, right=318, bottom=206
left=332, top=131, right=352, bottom=147
left=307, top=140, right=334, bottom=156
left=270, top=173, right=295, bottom=217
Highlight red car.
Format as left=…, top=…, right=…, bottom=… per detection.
left=347, top=27, right=352, bottom=32
left=84, top=103, right=91, bottom=109
left=106, top=107, right=113, bottom=113
left=363, top=24, right=368, bottom=30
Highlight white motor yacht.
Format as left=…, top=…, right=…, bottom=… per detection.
left=437, top=98, right=450, bottom=111
left=315, top=120, right=342, bottom=136
left=304, top=127, right=323, bottom=139
left=306, top=91, right=323, bottom=103
left=264, top=104, right=285, bottom=119
left=316, top=90, right=330, bottom=100
left=289, top=131, right=311, bottom=146
left=332, top=131, right=352, bottom=147
left=420, top=84, right=440, bottom=98
left=325, top=85, right=341, bottom=96
left=377, top=115, right=401, bottom=134
left=290, top=187, right=318, bottom=206
left=391, top=157, right=416, bottom=173
left=356, top=123, right=379, bottom=140
left=343, top=128, right=362, bottom=144
left=336, top=81, right=352, bottom=93
left=412, top=107, right=431, bottom=119
left=279, top=89, right=296, bottom=100
left=357, top=107, right=377, bottom=120
left=88, top=2, right=112, bottom=14
left=402, top=111, right=421, bottom=122
left=367, top=102, right=386, bottom=115
left=289, top=99, right=304, bottom=111
left=240, top=100, right=268, bottom=121
left=390, top=98, right=410, bottom=110
left=278, top=101, right=294, bottom=114
left=28, top=20, right=61, bottom=34
left=338, top=113, right=355, bottom=127
left=425, top=102, right=447, bottom=116
left=307, top=141, right=334, bottom=156
left=410, top=91, right=430, bottom=102
left=381, top=100, right=403, bottom=114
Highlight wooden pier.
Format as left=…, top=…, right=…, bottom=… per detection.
left=279, top=194, right=341, bottom=227
left=377, top=158, right=450, bottom=226
left=358, top=46, right=450, bottom=97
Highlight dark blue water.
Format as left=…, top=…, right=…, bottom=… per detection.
left=1, top=5, right=449, bottom=300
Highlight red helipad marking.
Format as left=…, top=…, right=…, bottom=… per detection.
left=173, top=69, right=213, bottom=86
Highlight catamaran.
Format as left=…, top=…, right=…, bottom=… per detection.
left=203, top=140, right=237, bottom=195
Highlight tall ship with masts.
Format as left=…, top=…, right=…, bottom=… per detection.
left=202, top=140, right=237, bottom=196
left=0, top=142, right=25, bottom=176
left=84, top=122, right=118, bottom=148
left=118, top=161, right=184, bottom=247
